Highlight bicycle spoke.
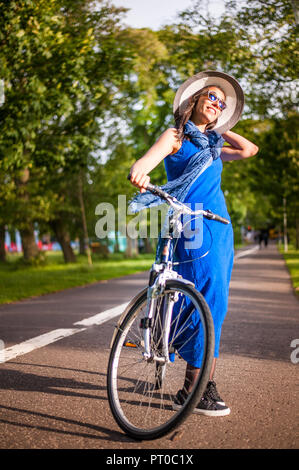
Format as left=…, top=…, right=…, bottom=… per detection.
left=107, top=281, right=214, bottom=439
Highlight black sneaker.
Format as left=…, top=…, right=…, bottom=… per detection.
left=204, top=380, right=225, bottom=406
left=173, top=388, right=230, bottom=417
left=172, top=389, right=189, bottom=410
left=196, top=395, right=230, bottom=416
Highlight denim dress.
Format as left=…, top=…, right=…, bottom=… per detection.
left=164, top=139, right=234, bottom=367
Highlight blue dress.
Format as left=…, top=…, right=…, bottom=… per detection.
left=164, top=138, right=234, bottom=367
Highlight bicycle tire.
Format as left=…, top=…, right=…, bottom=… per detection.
left=107, top=279, right=214, bottom=440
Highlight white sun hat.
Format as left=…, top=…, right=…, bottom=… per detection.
left=173, top=70, right=245, bottom=134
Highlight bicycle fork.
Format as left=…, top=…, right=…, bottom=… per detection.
left=142, top=275, right=178, bottom=364
left=141, top=234, right=179, bottom=364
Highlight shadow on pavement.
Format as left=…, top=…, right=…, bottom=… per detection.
left=0, top=403, right=132, bottom=443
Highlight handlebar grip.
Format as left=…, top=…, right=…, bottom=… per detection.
left=215, top=215, right=230, bottom=225
left=146, top=183, right=168, bottom=199
left=127, top=176, right=169, bottom=200
left=205, top=210, right=230, bottom=224
left=127, top=175, right=156, bottom=192
left=146, top=182, right=157, bottom=192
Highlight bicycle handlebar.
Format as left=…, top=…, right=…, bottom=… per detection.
left=128, top=176, right=230, bottom=225
left=146, top=182, right=172, bottom=201
left=203, top=210, right=230, bottom=225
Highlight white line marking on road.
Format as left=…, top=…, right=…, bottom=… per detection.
left=1, top=328, right=86, bottom=363
left=0, top=339, right=4, bottom=364
left=0, top=246, right=260, bottom=364
left=235, top=245, right=259, bottom=260
left=1, top=302, right=130, bottom=363
left=74, top=302, right=129, bottom=327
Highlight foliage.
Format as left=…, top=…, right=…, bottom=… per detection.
left=246, top=114, right=299, bottom=241
left=0, top=0, right=298, bottom=264
left=0, top=0, right=133, bottom=257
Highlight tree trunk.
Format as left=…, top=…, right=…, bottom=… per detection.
left=125, top=234, right=139, bottom=257
left=79, top=233, right=86, bottom=255
left=125, top=234, right=132, bottom=258
left=283, top=197, right=288, bottom=252
left=17, top=166, right=39, bottom=261
left=114, top=230, right=120, bottom=253
left=0, top=225, right=6, bottom=262
left=78, top=171, right=92, bottom=265
left=144, top=237, right=153, bottom=254
left=291, top=0, right=299, bottom=24
left=51, top=218, right=76, bottom=263
left=19, top=224, right=39, bottom=261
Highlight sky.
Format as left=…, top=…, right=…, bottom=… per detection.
left=111, top=0, right=226, bottom=30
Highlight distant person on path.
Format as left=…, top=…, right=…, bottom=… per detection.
left=258, top=229, right=269, bottom=248
left=129, top=71, right=259, bottom=416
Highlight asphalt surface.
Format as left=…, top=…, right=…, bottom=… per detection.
left=0, top=242, right=298, bottom=452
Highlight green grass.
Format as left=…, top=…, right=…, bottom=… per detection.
left=279, top=244, right=299, bottom=296
left=0, top=240, right=251, bottom=305
left=0, top=251, right=153, bottom=304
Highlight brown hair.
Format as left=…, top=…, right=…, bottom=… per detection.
left=174, top=85, right=225, bottom=141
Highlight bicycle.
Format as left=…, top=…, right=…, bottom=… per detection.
left=107, top=182, right=230, bottom=440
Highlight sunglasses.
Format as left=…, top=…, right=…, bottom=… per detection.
left=204, top=91, right=227, bottom=111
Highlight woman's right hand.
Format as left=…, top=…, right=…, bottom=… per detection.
left=129, top=167, right=150, bottom=193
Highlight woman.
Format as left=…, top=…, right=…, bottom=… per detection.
left=129, top=71, right=258, bottom=417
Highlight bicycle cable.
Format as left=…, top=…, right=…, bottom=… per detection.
left=172, top=218, right=213, bottom=266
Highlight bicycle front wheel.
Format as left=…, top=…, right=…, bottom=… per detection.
left=107, top=279, right=214, bottom=440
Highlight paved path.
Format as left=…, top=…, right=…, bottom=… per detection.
left=0, top=243, right=298, bottom=450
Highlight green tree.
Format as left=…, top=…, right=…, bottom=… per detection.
left=247, top=114, right=299, bottom=246
left=225, top=0, right=298, bottom=117
left=0, top=0, right=131, bottom=262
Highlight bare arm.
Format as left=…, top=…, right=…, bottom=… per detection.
left=221, top=130, right=259, bottom=161
left=129, top=128, right=181, bottom=192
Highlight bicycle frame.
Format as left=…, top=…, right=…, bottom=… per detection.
left=111, top=181, right=229, bottom=365
left=141, top=209, right=194, bottom=364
